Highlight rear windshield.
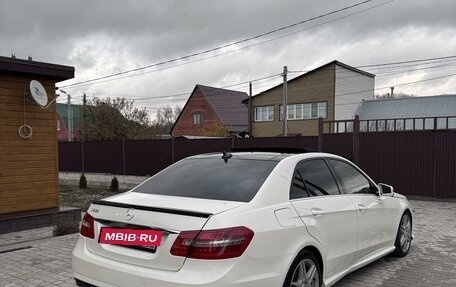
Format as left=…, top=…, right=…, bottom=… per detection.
left=133, top=157, right=278, bottom=202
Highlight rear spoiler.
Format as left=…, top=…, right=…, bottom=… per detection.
left=92, top=200, right=213, bottom=218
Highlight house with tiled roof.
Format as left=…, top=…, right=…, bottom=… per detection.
left=246, top=60, right=375, bottom=137
left=170, top=84, right=249, bottom=137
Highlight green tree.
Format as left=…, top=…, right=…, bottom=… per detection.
left=82, top=97, right=151, bottom=140
left=79, top=173, right=87, bottom=189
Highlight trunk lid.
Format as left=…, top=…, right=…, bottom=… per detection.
left=85, top=192, right=244, bottom=271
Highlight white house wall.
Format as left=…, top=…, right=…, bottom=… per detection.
left=334, top=65, right=374, bottom=120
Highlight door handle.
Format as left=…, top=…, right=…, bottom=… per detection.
left=358, top=204, right=368, bottom=212
left=311, top=208, right=325, bottom=217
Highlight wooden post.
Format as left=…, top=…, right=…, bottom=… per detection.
left=353, top=115, right=360, bottom=164
left=318, top=117, right=323, bottom=152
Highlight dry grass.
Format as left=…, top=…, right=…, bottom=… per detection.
left=59, top=184, right=126, bottom=211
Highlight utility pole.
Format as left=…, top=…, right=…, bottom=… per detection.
left=282, top=66, right=288, bottom=137
left=67, top=94, right=73, bottom=141
left=82, top=92, right=87, bottom=173
left=61, top=90, right=72, bottom=142
left=82, top=93, right=87, bottom=141
left=248, top=82, right=252, bottom=137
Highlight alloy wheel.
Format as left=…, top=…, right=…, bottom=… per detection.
left=399, top=214, right=412, bottom=253
left=290, top=258, right=320, bottom=287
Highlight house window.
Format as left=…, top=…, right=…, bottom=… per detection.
left=193, top=113, right=203, bottom=124
left=254, top=106, right=274, bottom=122
left=280, top=102, right=327, bottom=120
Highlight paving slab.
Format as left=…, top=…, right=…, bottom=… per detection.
left=0, top=199, right=454, bottom=286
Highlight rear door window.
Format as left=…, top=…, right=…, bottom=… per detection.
left=134, top=158, right=278, bottom=202
left=290, top=159, right=340, bottom=199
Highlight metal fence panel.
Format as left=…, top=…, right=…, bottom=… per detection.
left=58, top=130, right=456, bottom=198
left=321, top=133, right=353, bottom=161
left=83, top=141, right=124, bottom=174
left=434, top=131, right=456, bottom=198
left=358, top=131, right=434, bottom=197
left=58, top=141, right=83, bottom=172
left=173, top=138, right=232, bottom=162
left=124, top=140, right=172, bottom=176
left=234, top=136, right=318, bottom=151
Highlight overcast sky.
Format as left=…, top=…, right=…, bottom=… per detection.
left=1, top=0, right=456, bottom=118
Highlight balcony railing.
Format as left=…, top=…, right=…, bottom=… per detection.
left=320, top=116, right=456, bottom=134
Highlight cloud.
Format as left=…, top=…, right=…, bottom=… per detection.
left=1, top=0, right=456, bottom=117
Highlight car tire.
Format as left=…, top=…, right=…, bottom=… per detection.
left=283, top=250, right=321, bottom=287
left=393, top=212, right=412, bottom=257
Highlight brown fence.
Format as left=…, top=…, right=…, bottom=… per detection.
left=59, top=120, right=456, bottom=198
left=318, top=115, right=456, bottom=198
left=59, top=137, right=318, bottom=176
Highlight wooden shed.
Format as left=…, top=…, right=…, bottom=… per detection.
left=0, top=56, right=78, bottom=233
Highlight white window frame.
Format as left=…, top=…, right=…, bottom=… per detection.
left=193, top=113, right=204, bottom=124
left=254, top=106, right=274, bottom=122
left=280, top=102, right=327, bottom=120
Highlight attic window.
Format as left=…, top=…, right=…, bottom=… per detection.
left=193, top=113, right=204, bottom=124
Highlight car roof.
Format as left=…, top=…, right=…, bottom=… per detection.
left=188, top=151, right=347, bottom=162
left=190, top=152, right=292, bottom=161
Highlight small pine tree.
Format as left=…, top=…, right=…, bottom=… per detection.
left=79, top=173, right=88, bottom=189
left=110, top=176, right=119, bottom=192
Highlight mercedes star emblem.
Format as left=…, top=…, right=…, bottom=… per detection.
left=126, top=208, right=135, bottom=221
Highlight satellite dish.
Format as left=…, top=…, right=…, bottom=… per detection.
left=29, top=80, right=48, bottom=107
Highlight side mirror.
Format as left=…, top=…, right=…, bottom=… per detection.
left=378, top=183, right=394, bottom=196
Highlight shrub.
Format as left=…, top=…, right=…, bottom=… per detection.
left=110, top=176, right=119, bottom=192
left=79, top=173, right=87, bottom=189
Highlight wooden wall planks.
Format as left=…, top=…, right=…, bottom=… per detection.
left=0, top=74, right=59, bottom=214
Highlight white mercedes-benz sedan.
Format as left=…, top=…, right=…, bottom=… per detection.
left=72, top=150, right=413, bottom=287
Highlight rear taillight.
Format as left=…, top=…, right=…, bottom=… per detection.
left=80, top=213, right=95, bottom=239
left=170, top=226, right=254, bottom=260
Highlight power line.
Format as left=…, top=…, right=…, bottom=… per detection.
left=288, top=55, right=456, bottom=74
left=59, top=0, right=385, bottom=89
left=62, top=0, right=394, bottom=91
left=78, top=72, right=456, bottom=112
left=65, top=68, right=456, bottom=108
left=60, top=54, right=456, bottom=108
left=358, top=55, right=456, bottom=69
left=67, top=74, right=282, bottom=102
left=65, top=56, right=456, bottom=102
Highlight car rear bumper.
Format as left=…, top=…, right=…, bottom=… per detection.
left=72, top=236, right=292, bottom=287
